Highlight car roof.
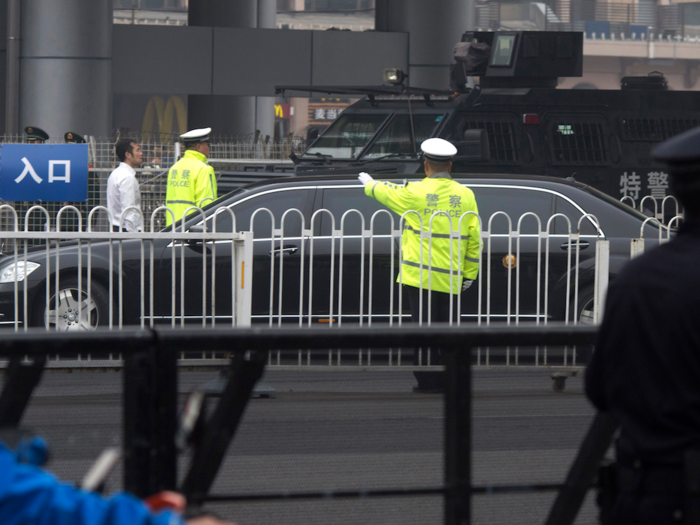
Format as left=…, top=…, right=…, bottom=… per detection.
left=234, top=173, right=591, bottom=194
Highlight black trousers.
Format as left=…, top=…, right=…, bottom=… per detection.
left=405, top=285, right=459, bottom=326
left=405, top=285, right=459, bottom=390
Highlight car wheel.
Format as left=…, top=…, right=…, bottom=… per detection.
left=571, top=285, right=595, bottom=325
left=34, top=277, right=111, bottom=331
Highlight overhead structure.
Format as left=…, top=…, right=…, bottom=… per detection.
left=188, top=0, right=276, bottom=139
left=375, top=0, right=476, bottom=91
left=18, top=0, right=112, bottom=139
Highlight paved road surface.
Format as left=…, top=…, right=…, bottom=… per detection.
left=15, top=367, right=599, bottom=524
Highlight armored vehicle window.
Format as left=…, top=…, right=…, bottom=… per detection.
left=363, top=114, right=444, bottom=159
left=491, top=34, right=516, bottom=66
left=665, top=118, right=700, bottom=139
left=548, top=118, right=608, bottom=166
left=304, top=113, right=389, bottom=159
left=461, top=117, right=520, bottom=163
left=620, top=118, right=666, bottom=142
left=319, top=187, right=398, bottom=236
left=206, top=189, right=309, bottom=238
left=620, top=118, right=700, bottom=142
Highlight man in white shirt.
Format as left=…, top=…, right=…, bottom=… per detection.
left=108, top=139, right=144, bottom=232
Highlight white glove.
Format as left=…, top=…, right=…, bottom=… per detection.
left=358, top=172, right=374, bottom=185
left=462, top=279, right=474, bottom=291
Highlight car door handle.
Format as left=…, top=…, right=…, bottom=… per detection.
left=560, top=241, right=590, bottom=250
left=270, top=245, right=299, bottom=257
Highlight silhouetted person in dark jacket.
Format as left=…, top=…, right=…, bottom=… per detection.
left=586, top=125, right=700, bottom=524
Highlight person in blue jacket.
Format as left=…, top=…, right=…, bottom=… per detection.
left=0, top=441, right=236, bottom=525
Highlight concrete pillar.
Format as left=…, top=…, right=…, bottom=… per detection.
left=19, top=0, right=112, bottom=139
left=188, top=0, right=276, bottom=139
left=376, top=0, right=475, bottom=91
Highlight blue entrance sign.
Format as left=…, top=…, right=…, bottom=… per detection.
left=0, top=144, right=89, bottom=202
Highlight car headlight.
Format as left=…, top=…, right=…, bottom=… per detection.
left=0, top=261, right=41, bottom=283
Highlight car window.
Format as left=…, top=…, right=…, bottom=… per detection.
left=206, top=189, right=309, bottom=238
left=320, top=187, right=398, bottom=236
left=554, top=196, right=599, bottom=235
left=468, top=186, right=554, bottom=234
left=362, top=114, right=444, bottom=159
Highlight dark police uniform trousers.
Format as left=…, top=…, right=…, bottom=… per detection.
left=406, top=285, right=459, bottom=391
left=586, top=218, right=700, bottom=524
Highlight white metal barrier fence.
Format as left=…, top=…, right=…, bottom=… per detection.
left=621, top=194, right=684, bottom=225
left=0, top=205, right=253, bottom=334
left=0, top=204, right=680, bottom=368
left=629, top=214, right=683, bottom=259
left=0, top=204, right=634, bottom=370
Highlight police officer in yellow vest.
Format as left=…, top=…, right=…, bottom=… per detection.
left=359, top=138, right=480, bottom=391
left=165, top=127, right=218, bottom=227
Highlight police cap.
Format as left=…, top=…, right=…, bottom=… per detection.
left=24, top=126, right=49, bottom=142
left=180, top=127, right=211, bottom=145
left=64, top=131, right=86, bottom=144
left=421, top=138, right=457, bottom=162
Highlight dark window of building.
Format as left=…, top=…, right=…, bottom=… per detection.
left=305, top=0, right=373, bottom=11
left=548, top=118, right=608, bottom=166
left=461, top=116, right=520, bottom=164
left=114, top=0, right=186, bottom=8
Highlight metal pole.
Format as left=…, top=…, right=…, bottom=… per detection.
left=180, top=350, right=267, bottom=506
left=5, top=0, right=21, bottom=135
left=152, top=339, right=178, bottom=492
left=123, top=333, right=178, bottom=496
left=123, top=349, right=153, bottom=498
left=444, top=344, right=472, bottom=525
left=544, top=413, right=618, bottom=525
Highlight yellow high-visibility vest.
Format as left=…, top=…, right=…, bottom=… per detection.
left=165, top=150, right=218, bottom=227
left=365, top=174, right=481, bottom=294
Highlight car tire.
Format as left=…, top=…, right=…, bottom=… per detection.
left=33, top=277, right=111, bottom=331
left=573, top=285, right=596, bottom=325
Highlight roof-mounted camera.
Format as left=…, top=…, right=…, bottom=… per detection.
left=451, top=31, right=584, bottom=91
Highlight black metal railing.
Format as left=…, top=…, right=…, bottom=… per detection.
left=0, top=324, right=601, bottom=524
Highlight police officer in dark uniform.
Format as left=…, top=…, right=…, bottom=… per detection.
left=24, top=126, right=49, bottom=144
left=64, top=131, right=86, bottom=144
left=586, top=126, right=700, bottom=524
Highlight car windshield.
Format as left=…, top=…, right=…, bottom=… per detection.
left=304, top=113, right=389, bottom=159
left=361, top=113, right=444, bottom=159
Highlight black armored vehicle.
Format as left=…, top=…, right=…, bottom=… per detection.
left=223, top=30, right=698, bottom=217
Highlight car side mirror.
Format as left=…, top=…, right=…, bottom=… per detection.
left=460, top=129, right=491, bottom=163
left=306, top=127, right=319, bottom=148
